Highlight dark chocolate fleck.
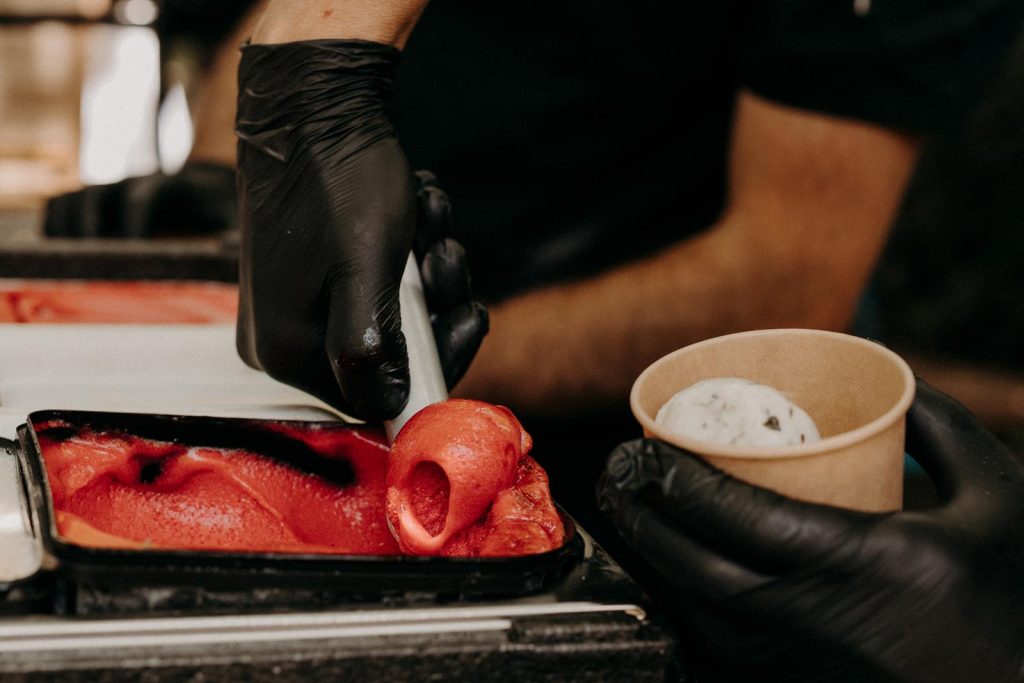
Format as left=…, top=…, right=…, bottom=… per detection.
left=764, top=416, right=781, bottom=431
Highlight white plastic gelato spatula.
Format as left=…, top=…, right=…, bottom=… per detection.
left=383, top=253, right=448, bottom=443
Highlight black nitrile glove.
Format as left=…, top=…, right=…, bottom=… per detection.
left=235, top=40, right=486, bottom=422
left=413, top=170, right=489, bottom=391
left=597, top=379, right=1024, bottom=682
left=43, top=162, right=237, bottom=238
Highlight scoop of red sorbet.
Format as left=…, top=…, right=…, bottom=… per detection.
left=385, top=399, right=565, bottom=557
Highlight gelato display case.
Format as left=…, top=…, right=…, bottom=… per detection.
left=0, top=323, right=679, bottom=681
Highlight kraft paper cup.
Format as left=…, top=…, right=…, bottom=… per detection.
left=630, top=329, right=915, bottom=511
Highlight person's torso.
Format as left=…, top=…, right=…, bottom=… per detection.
left=393, top=2, right=739, bottom=301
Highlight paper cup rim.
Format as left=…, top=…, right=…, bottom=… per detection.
left=630, top=329, right=916, bottom=461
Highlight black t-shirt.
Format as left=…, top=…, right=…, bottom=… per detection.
left=393, top=3, right=733, bottom=301
left=391, top=0, right=1023, bottom=302
left=167, top=0, right=1022, bottom=303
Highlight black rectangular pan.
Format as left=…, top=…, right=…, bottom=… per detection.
left=16, top=410, right=582, bottom=615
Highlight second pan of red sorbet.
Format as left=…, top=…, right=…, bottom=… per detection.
left=16, top=410, right=582, bottom=613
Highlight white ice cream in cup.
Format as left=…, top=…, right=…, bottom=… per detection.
left=630, top=329, right=915, bottom=512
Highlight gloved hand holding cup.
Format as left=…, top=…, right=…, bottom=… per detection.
left=599, top=329, right=1024, bottom=681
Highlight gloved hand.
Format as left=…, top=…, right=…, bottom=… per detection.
left=598, top=379, right=1024, bottom=682
left=235, top=40, right=487, bottom=422
left=43, top=162, right=237, bottom=238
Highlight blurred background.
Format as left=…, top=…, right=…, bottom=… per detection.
left=0, top=0, right=169, bottom=210
left=0, top=1, right=1021, bottom=452
left=0, top=0, right=238, bottom=279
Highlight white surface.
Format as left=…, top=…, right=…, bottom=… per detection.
left=0, top=443, right=39, bottom=582
left=656, top=377, right=821, bottom=448
left=0, top=323, right=342, bottom=437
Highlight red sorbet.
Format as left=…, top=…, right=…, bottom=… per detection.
left=386, top=399, right=565, bottom=557
left=39, top=420, right=399, bottom=555
left=0, top=281, right=238, bottom=324
left=37, top=406, right=566, bottom=558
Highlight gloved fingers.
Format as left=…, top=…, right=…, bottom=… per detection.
left=412, top=175, right=487, bottom=385
left=431, top=301, right=489, bottom=390
left=245, top=301, right=350, bottom=412
left=421, top=238, right=473, bottom=313
left=600, top=439, right=870, bottom=574
left=242, top=236, right=357, bottom=414
left=240, top=251, right=408, bottom=421
left=324, top=278, right=410, bottom=423
left=906, top=377, right=1024, bottom=506
left=413, top=170, right=454, bottom=258
left=602, top=486, right=768, bottom=598
left=264, top=350, right=351, bottom=416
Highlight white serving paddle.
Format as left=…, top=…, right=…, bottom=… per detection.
left=383, top=253, right=448, bottom=443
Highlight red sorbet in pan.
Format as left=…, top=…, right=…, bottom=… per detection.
left=36, top=401, right=565, bottom=558
left=38, top=420, right=400, bottom=555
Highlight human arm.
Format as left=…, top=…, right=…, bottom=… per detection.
left=250, top=0, right=426, bottom=47
left=234, top=0, right=489, bottom=422
left=596, top=379, right=1024, bottom=681
left=193, top=0, right=426, bottom=159
left=454, top=90, right=920, bottom=418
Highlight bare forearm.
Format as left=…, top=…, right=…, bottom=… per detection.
left=188, top=0, right=427, bottom=165
left=456, top=213, right=837, bottom=414
left=453, top=231, right=747, bottom=418
left=252, top=0, right=428, bottom=47
left=455, top=92, right=919, bottom=418
left=456, top=213, right=881, bottom=420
